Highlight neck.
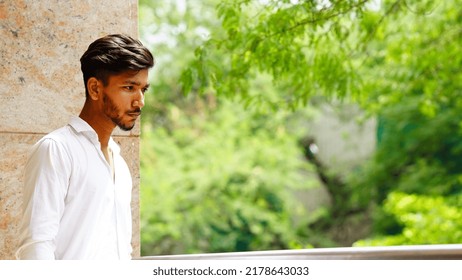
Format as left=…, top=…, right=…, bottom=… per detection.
left=79, top=100, right=115, bottom=148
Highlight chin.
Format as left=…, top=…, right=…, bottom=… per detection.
left=116, top=121, right=136, bottom=131
left=119, top=124, right=135, bottom=131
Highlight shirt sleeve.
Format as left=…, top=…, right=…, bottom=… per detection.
left=16, top=137, right=71, bottom=260
left=16, top=241, right=55, bottom=260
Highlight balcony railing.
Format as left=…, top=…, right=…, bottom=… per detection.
left=139, top=244, right=462, bottom=260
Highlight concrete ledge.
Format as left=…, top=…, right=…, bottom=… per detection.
left=138, top=244, right=462, bottom=260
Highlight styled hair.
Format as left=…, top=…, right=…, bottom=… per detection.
left=80, top=34, right=155, bottom=97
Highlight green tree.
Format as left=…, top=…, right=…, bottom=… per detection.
left=182, top=0, right=462, bottom=246
left=355, top=192, right=462, bottom=245
left=139, top=0, right=221, bottom=125
left=180, top=0, right=383, bottom=108
left=180, top=0, right=461, bottom=112
left=347, top=0, right=462, bottom=245
left=139, top=0, right=323, bottom=255
left=140, top=100, right=319, bottom=255
left=139, top=0, right=462, bottom=253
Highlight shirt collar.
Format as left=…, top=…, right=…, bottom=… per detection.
left=68, top=116, right=120, bottom=154
left=69, top=116, right=96, bottom=134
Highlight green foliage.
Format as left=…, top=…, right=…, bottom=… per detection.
left=139, top=0, right=223, bottom=124
left=351, top=98, right=462, bottom=202
left=355, top=192, right=462, bottom=246
left=139, top=0, right=324, bottom=255
left=349, top=96, right=462, bottom=244
left=180, top=0, right=462, bottom=113
left=342, top=0, right=462, bottom=245
left=139, top=0, right=462, bottom=254
left=140, top=100, right=318, bottom=255
left=359, top=0, right=462, bottom=117
left=181, top=0, right=374, bottom=109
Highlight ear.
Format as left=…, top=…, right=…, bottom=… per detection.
left=87, top=77, right=101, bottom=101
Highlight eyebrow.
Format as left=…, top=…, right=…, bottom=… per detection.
left=123, top=80, right=150, bottom=88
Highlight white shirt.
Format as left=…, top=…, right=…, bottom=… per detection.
left=16, top=117, right=133, bottom=260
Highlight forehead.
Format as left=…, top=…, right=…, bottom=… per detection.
left=107, top=69, right=149, bottom=85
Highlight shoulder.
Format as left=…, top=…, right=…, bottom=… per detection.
left=30, top=125, right=76, bottom=159
left=43, top=125, right=75, bottom=143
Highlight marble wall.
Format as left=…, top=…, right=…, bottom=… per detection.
left=0, top=0, right=141, bottom=259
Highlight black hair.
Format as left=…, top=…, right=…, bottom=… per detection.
left=80, top=34, right=155, bottom=97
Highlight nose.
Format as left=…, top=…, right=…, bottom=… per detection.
left=133, top=90, right=145, bottom=109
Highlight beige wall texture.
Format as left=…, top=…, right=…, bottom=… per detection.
left=0, top=0, right=141, bottom=259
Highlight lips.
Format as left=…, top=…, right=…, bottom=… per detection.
left=127, top=110, right=141, bottom=117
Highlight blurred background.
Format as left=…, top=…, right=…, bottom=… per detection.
left=137, top=0, right=462, bottom=256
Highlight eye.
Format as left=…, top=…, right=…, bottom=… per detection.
left=142, top=87, right=149, bottom=94
left=124, top=86, right=134, bottom=91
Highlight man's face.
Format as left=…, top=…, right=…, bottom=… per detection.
left=101, top=69, right=150, bottom=131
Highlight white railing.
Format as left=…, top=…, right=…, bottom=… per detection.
left=139, top=244, right=462, bottom=260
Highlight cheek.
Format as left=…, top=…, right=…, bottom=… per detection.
left=104, top=90, right=133, bottom=111
left=103, top=95, right=121, bottom=113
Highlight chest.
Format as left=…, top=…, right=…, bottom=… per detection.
left=64, top=139, right=132, bottom=207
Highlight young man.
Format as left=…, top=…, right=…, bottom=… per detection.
left=16, top=34, right=155, bottom=260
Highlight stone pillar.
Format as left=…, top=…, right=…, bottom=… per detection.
left=0, top=0, right=141, bottom=259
